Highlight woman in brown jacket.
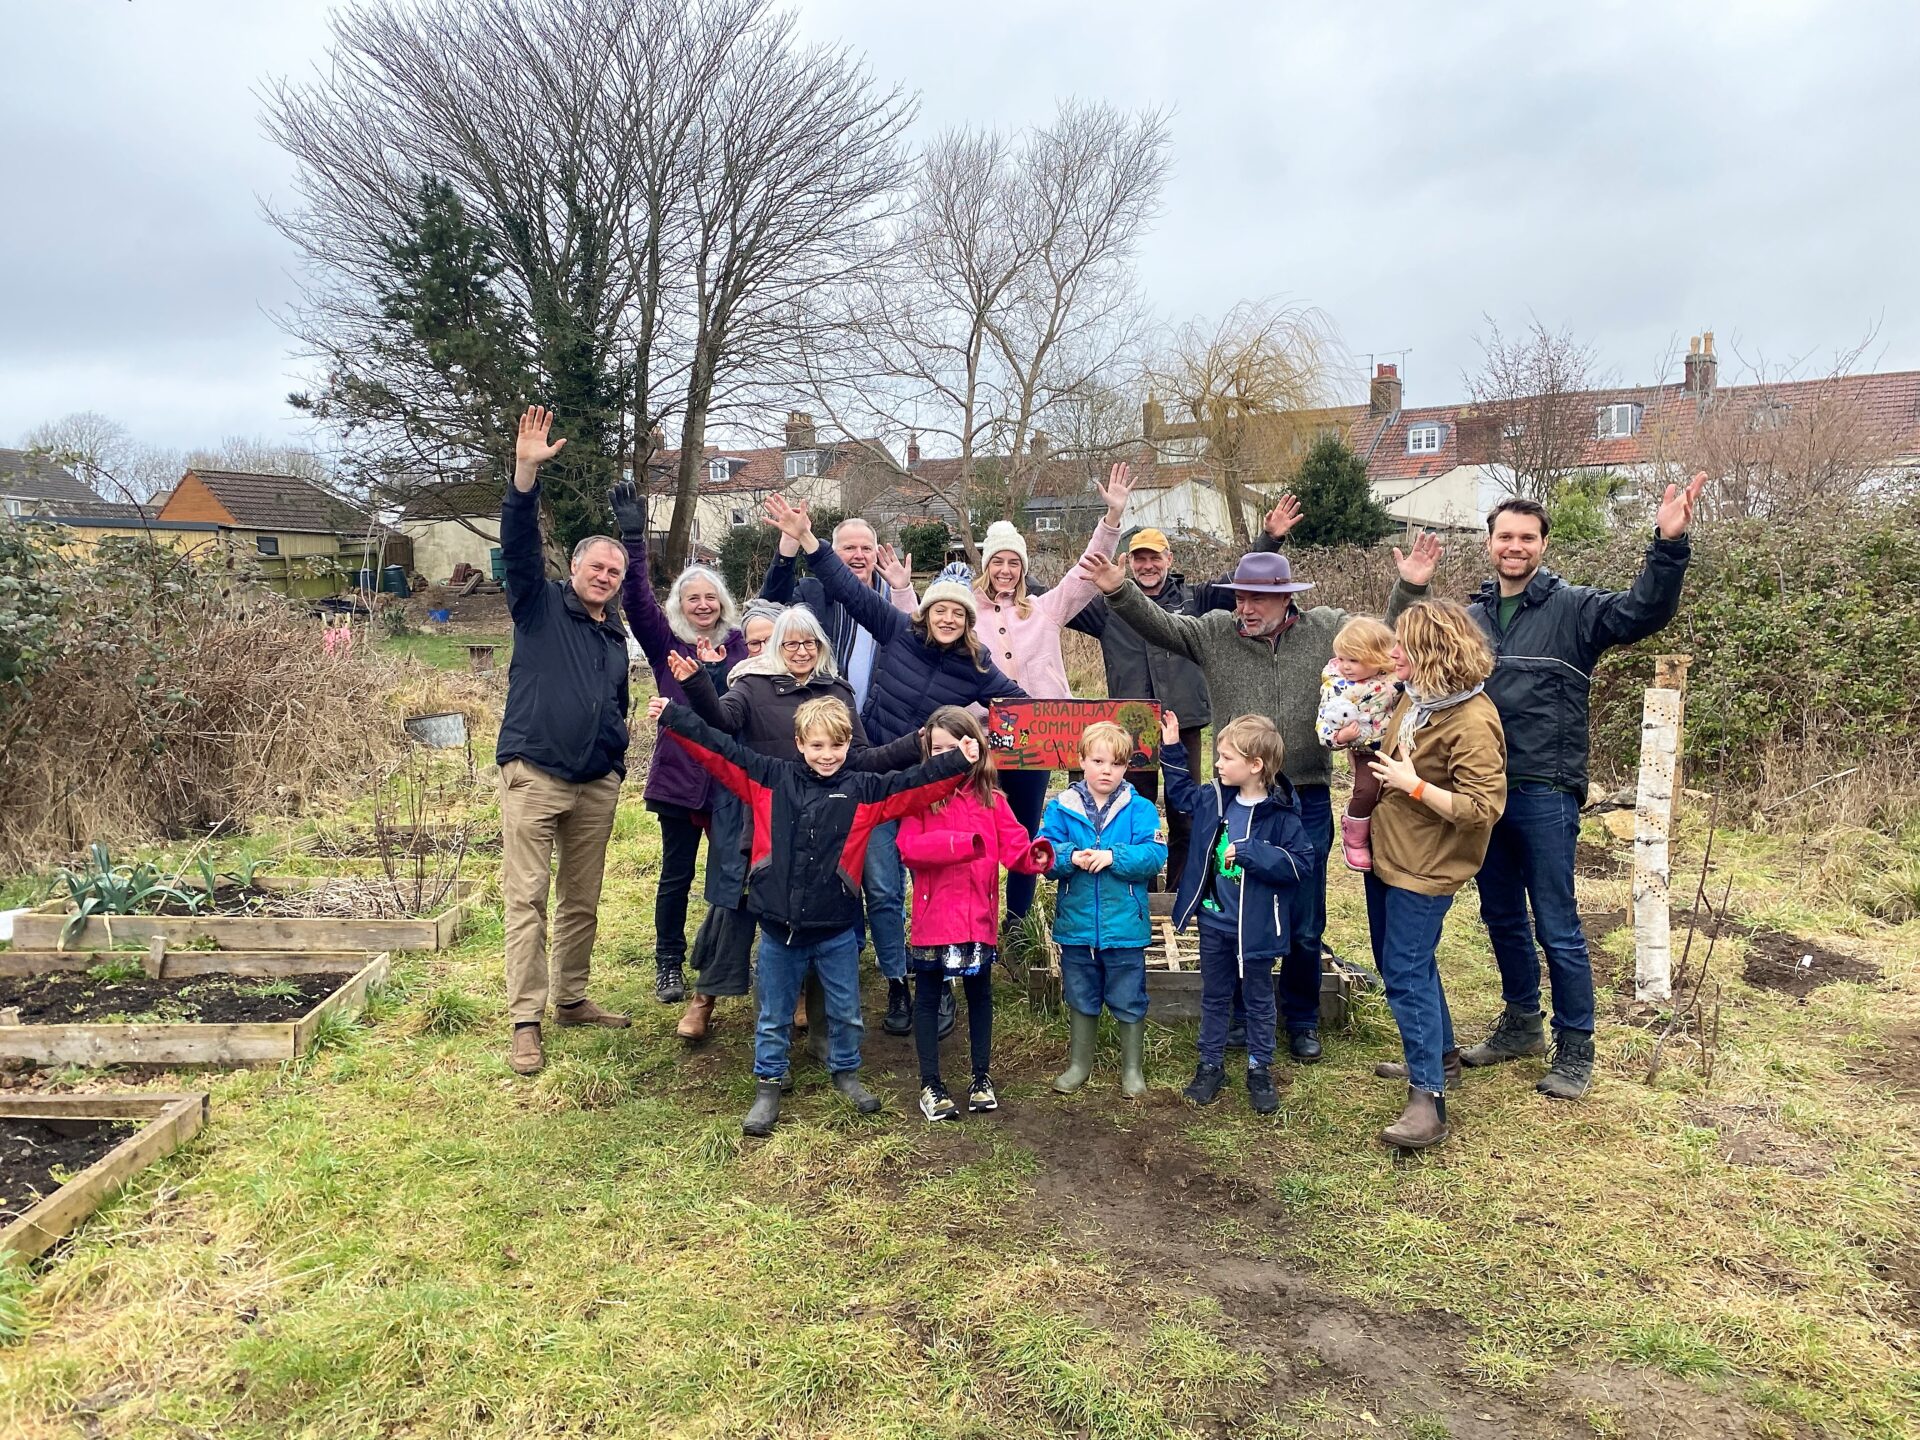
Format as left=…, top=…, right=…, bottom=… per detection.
left=1366, top=600, right=1507, bottom=1150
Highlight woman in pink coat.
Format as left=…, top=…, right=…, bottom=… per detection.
left=963, top=461, right=1134, bottom=921
left=897, top=706, right=1054, bottom=1122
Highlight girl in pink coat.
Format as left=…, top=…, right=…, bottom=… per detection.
left=897, top=705, right=1054, bottom=1122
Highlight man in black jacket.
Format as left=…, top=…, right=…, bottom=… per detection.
left=1393, top=473, right=1706, bottom=1099
left=496, top=406, right=635, bottom=1077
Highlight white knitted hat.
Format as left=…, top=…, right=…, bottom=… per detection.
left=980, top=520, right=1029, bottom=571
left=917, top=561, right=979, bottom=621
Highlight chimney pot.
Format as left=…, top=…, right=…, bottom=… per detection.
left=1683, top=330, right=1719, bottom=395
left=1369, top=363, right=1403, bottom=417
left=906, top=430, right=921, bottom=466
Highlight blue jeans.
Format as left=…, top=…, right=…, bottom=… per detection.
left=862, top=820, right=909, bottom=981
left=1278, top=782, right=1333, bottom=1033
left=1476, top=783, right=1595, bottom=1034
left=1058, top=944, right=1149, bottom=1024
left=1000, top=768, right=1050, bottom=920
left=753, top=927, right=863, bottom=1079
left=1364, top=873, right=1457, bottom=1094
left=1198, top=925, right=1276, bottom=1068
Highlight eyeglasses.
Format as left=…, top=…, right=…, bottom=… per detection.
left=780, top=639, right=819, bottom=653
left=745, top=638, right=767, bottom=654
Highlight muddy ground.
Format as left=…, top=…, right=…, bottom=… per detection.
left=0, top=971, right=354, bottom=1025
left=0, top=1119, right=134, bottom=1215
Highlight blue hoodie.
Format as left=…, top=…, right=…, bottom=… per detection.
left=1162, top=740, right=1318, bottom=970
left=1038, top=780, right=1167, bottom=949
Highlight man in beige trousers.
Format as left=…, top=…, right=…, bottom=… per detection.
left=496, top=406, right=634, bottom=1074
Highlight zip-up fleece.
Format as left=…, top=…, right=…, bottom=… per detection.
left=495, top=482, right=632, bottom=784
left=897, top=789, right=1055, bottom=947
left=1161, top=740, right=1318, bottom=971
left=1037, top=781, right=1167, bottom=950
left=658, top=703, right=969, bottom=942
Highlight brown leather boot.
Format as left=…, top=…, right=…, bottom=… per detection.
left=1379, top=1087, right=1449, bottom=1150
left=677, top=992, right=716, bottom=1041
left=554, top=998, right=631, bottom=1028
left=508, top=1024, right=544, bottom=1075
left=1373, top=1048, right=1463, bottom=1089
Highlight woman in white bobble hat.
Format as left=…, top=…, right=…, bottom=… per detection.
left=973, top=462, right=1135, bottom=921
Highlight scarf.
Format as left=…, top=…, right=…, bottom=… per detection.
left=1401, top=682, right=1486, bottom=750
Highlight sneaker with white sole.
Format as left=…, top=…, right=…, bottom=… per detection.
left=967, top=1074, right=999, bottom=1112
left=919, top=1082, right=958, bottom=1122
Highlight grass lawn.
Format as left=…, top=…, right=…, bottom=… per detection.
left=376, top=630, right=514, bottom=672
left=0, top=755, right=1915, bottom=1438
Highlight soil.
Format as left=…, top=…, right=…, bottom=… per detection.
left=0, top=1119, right=135, bottom=1215
left=406, top=584, right=512, bottom=629
left=311, top=827, right=499, bottom=859
left=975, top=1098, right=1793, bottom=1439
left=142, top=876, right=442, bottom=920
left=0, top=971, right=354, bottom=1025
left=1575, top=840, right=1625, bottom=878
left=1843, top=1022, right=1920, bottom=1103
left=1584, top=905, right=1878, bottom=1002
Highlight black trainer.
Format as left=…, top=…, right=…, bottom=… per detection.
left=1183, top=1062, right=1228, bottom=1107
left=655, top=960, right=686, bottom=1004
left=1224, top=1015, right=1247, bottom=1050
left=882, top=978, right=912, bottom=1035
left=1246, top=1066, right=1279, bottom=1115
left=1289, top=1029, right=1323, bottom=1063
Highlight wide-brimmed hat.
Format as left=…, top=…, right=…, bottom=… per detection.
left=1225, top=552, right=1314, bottom=595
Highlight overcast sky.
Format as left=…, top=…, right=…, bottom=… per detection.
left=1, top=0, right=1913, bottom=457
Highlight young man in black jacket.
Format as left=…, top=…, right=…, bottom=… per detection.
left=652, top=694, right=971, bottom=1136
left=1392, top=472, right=1706, bottom=1099
left=496, top=406, right=636, bottom=1078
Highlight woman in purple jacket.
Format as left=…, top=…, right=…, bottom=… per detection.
left=611, top=483, right=747, bottom=1004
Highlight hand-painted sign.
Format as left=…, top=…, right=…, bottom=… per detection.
left=984, top=698, right=1163, bottom=771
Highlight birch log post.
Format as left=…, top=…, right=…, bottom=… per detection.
left=1652, top=653, right=1692, bottom=835
left=1634, top=686, right=1683, bottom=1002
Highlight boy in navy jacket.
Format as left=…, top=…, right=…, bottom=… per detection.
left=1161, top=710, right=1319, bottom=1114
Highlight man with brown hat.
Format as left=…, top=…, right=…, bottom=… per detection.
left=1080, top=537, right=1436, bottom=1064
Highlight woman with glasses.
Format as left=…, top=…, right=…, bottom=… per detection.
left=666, top=605, right=925, bottom=1042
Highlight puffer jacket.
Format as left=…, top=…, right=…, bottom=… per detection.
left=495, top=483, right=631, bottom=784
left=1454, top=532, right=1690, bottom=802
left=1038, top=780, right=1167, bottom=950
left=898, top=788, right=1054, bottom=947
left=972, top=517, right=1120, bottom=697
left=758, top=550, right=917, bottom=679
left=1162, top=740, right=1318, bottom=969
left=658, top=704, right=970, bottom=942
left=679, top=658, right=921, bottom=906
left=805, top=543, right=1031, bottom=743
left=620, top=533, right=746, bottom=812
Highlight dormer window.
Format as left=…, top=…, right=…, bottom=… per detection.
left=1407, top=424, right=1442, bottom=455
left=707, top=458, right=731, bottom=484
left=1597, top=403, right=1641, bottom=439
left=784, top=451, right=818, bottom=480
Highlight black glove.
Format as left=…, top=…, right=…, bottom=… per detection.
left=608, top=481, right=648, bottom=540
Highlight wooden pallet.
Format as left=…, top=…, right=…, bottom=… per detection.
left=1, top=1092, right=208, bottom=1264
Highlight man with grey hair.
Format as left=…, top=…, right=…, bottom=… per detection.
left=760, top=515, right=916, bottom=712
left=495, top=405, right=635, bottom=1076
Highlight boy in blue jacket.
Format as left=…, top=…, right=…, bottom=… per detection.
left=1162, top=710, right=1318, bottom=1114
left=1039, top=721, right=1169, bottom=1098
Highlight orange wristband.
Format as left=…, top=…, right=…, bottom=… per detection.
left=1411, top=780, right=1428, bottom=803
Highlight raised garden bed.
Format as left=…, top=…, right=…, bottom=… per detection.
left=15, top=876, right=475, bottom=952
left=0, top=951, right=390, bottom=1066
left=1, top=1092, right=207, bottom=1264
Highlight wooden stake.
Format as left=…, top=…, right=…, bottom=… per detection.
left=1634, top=687, right=1682, bottom=1002
left=143, top=936, right=168, bottom=981
left=1653, top=653, right=1692, bottom=834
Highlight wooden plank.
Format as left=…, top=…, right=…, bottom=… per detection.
left=1159, top=918, right=1183, bottom=972
left=291, top=952, right=391, bottom=1053
left=0, top=1093, right=208, bottom=1264
left=1633, top=687, right=1681, bottom=1003
left=0, top=950, right=374, bottom=979
left=12, top=885, right=475, bottom=952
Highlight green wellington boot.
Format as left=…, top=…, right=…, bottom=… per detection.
left=1052, top=1010, right=1100, bottom=1093
left=1116, top=1020, right=1149, bottom=1098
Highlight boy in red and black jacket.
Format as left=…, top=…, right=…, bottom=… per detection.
left=651, top=694, right=970, bottom=1137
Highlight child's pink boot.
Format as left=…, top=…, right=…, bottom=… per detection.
left=1340, top=814, right=1373, bottom=872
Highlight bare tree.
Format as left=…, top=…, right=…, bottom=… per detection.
left=21, top=412, right=183, bottom=506
left=1467, top=316, right=1608, bottom=501
left=1144, top=300, right=1341, bottom=544
left=654, top=13, right=913, bottom=571
left=806, top=100, right=1170, bottom=556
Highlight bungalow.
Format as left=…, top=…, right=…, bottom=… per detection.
left=155, top=467, right=403, bottom=597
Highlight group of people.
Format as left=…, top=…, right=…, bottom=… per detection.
left=494, top=405, right=1706, bottom=1148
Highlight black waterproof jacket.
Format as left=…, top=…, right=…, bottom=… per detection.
left=658, top=703, right=970, bottom=942
left=495, top=484, right=631, bottom=783
left=1063, top=572, right=1237, bottom=728
left=1462, top=532, right=1691, bottom=802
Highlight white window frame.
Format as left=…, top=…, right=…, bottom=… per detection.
left=784, top=451, right=818, bottom=480
left=1034, top=514, right=1062, bottom=533
left=1407, top=425, right=1442, bottom=455
left=729, top=507, right=750, bottom=528
left=707, top=458, right=730, bottom=483
left=1597, top=403, right=1640, bottom=439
